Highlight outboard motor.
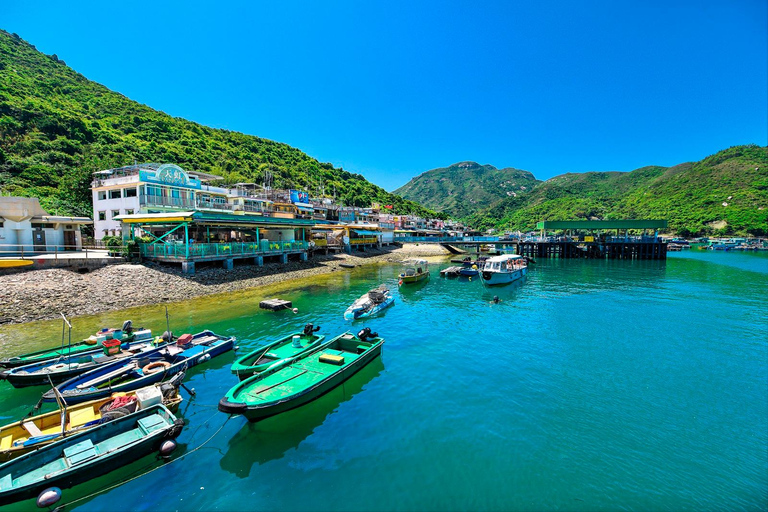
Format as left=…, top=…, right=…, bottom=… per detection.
left=122, top=320, right=133, bottom=334
left=357, top=327, right=379, bottom=342
left=161, top=331, right=174, bottom=342
left=303, top=323, right=321, bottom=336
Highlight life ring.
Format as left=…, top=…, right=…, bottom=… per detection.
left=142, top=361, right=171, bottom=374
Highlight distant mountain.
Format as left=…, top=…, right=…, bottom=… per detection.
left=0, top=29, right=439, bottom=220
left=466, top=145, right=768, bottom=237
left=393, top=162, right=541, bottom=219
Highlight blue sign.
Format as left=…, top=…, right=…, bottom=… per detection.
left=289, top=189, right=309, bottom=204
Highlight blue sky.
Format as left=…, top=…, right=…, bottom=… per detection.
left=2, top=0, right=766, bottom=191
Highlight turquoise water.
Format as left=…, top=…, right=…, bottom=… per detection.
left=0, top=250, right=766, bottom=511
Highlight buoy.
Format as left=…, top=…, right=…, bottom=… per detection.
left=37, top=487, right=62, bottom=508
left=159, top=440, right=177, bottom=457
left=292, top=308, right=299, bottom=314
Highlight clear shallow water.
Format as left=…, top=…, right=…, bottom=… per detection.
left=0, top=250, right=766, bottom=511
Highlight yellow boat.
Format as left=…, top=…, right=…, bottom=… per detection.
left=0, top=380, right=182, bottom=462
left=398, top=258, right=430, bottom=284
left=0, top=260, right=33, bottom=268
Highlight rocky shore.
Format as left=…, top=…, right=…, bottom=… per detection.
left=0, top=244, right=454, bottom=325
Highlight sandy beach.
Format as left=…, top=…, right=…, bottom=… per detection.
left=0, top=244, right=455, bottom=325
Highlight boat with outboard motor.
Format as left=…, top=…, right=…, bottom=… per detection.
left=479, top=254, right=528, bottom=286
left=344, top=285, right=395, bottom=319
left=218, top=328, right=384, bottom=422
left=230, top=324, right=325, bottom=381
left=0, top=336, right=167, bottom=388
left=398, top=259, right=429, bottom=284
left=0, top=403, right=184, bottom=507
left=43, top=330, right=235, bottom=405
left=0, top=321, right=153, bottom=369
left=0, top=374, right=184, bottom=463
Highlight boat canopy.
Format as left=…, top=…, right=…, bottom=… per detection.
left=486, top=254, right=524, bottom=263
left=402, top=258, right=428, bottom=265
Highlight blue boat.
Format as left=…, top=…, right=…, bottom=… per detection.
left=458, top=266, right=479, bottom=277
left=0, top=337, right=166, bottom=388
left=344, top=286, right=395, bottom=320
left=43, top=330, right=235, bottom=405
left=0, top=403, right=183, bottom=507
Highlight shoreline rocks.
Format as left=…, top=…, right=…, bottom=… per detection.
left=0, top=244, right=454, bottom=325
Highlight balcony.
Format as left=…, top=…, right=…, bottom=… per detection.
left=139, top=241, right=309, bottom=261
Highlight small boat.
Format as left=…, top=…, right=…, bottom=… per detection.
left=219, top=329, right=384, bottom=422
left=344, top=285, right=395, bottom=320
left=0, top=260, right=33, bottom=269
left=0, top=376, right=183, bottom=463
left=230, top=324, right=325, bottom=381
left=43, top=330, right=235, bottom=405
left=0, top=403, right=184, bottom=507
left=0, top=323, right=153, bottom=369
left=398, top=259, right=430, bottom=284
left=458, top=265, right=479, bottom=277
left=0, top=337, right=165, bottom=388
left=479, top=254, right=528, bottom=286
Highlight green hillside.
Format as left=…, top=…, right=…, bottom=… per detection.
left=0, top=30, right=440, bottom=221
left=393, top=162, right=540, bottom=219
left=467, top=145, right=768, bottom=236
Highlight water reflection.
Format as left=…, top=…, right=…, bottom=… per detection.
left=219, top=356, right=385, bottom=478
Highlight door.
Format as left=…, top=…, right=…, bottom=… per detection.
left=33, top=229, right=46, bottom=251
left=64, top=230, right=76, bottom=251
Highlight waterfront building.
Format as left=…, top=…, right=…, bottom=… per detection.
left=0, top=197, right=91, bottom=254
left=91, top=163, right=317, bottom=273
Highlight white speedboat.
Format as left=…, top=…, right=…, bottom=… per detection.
left=479, top=254, right=527, bottom=286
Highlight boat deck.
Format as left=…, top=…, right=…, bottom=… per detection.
left=2, top=413, right=168, bottom=490
left=243, top=347, right=363, bottom=402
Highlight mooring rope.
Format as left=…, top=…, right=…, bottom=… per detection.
left=52, top=415, right=232, bottom=511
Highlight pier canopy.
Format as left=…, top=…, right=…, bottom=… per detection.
left=536, top=220, right=667, bottom=230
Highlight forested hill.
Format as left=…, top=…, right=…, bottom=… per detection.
left=393, top=162, right=540, bottom=219
left=466, top=145, right=768, bottom=236
left=0, top=30, right=439, bottom=219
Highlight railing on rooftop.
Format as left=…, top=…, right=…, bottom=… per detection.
left=138, top=241, right=308, bottom=260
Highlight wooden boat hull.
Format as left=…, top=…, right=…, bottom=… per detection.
left=44, top=331, right=234, bottom=405
left=0, top=260, right=33, bottom=268
left=230, top=333, right=325, bottom=381
left=0, top=339, right=163, bottom=388
left=0, top=381, right=183, bottom=463
left=0, top=404, right=183, bottom=506
left=398, top=271, right=429, bottom=284
left=219, top=333, right=383, bottom=422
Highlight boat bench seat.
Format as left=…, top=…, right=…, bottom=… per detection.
left=356, top=345, right=369, bottom=354
left=0, top=434, right=13, bottom=451
left=190, top=336, right=218, bottom=346
left=138, top=414, right=167, bottom=436
left=0, top=473, right=12, bottom=491
left=22, top=421, right=43, bottom=438
left=64, top=439, right=97, bottom=467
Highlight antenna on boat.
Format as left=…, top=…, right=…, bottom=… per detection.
left=60, top=312, right=72, bottom=367
left=165, top=306, right=172, bottom=342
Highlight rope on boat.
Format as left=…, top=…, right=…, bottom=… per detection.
left=52, top=415, right=233, bottom=511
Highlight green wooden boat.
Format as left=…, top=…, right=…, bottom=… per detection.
left=230, top=329, right=325, bottom=381
left=219, top=329, right=384, bottom=422
left=0, top=403, right=184, bottom=507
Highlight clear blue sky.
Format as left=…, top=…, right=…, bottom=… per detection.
left=2, top=0, right=766, bottom=191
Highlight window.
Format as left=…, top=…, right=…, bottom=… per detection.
left=98, top=211, right=106, bottom=221
left=126, top=209, right=134, bottom=215
left=111, top=210, right=120, bottom=219
left=98, top=191, right=107, bottom=200
left=31, top=223, right=45, bottom=229
left=124, top=187, right=137, bottom=198
left=109, top=189, right=121, bottom=199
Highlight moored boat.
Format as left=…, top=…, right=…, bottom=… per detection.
left=344, top=285, right=395, bottom=320
left=0, top=336, right=166, bottom=388
left=398, top=259, right=430, bottom=284
left=0, top=260, right=33, bottom=269
left=218, top=329, right=384, bottom=422
left=231, top=324, right=325, bottom=381
left=479, top=254, right=528, bottom=286
left=0, top=403, right=184, bottom=507
left=0, top=376, right=183, bottom=463
left=43, top=330, right=235, bottom=405
left=0, top=324, right=153, bottom=369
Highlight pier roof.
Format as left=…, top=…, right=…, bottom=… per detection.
left=536, top=220, right=667, bottom=230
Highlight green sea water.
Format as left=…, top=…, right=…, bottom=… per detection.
left=0, top=250, right=766, bottom=511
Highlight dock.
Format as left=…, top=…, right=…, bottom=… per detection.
left=259, top=299, right=293, bottom=311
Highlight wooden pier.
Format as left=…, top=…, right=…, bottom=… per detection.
left=513, top=241, right=667, bottom=260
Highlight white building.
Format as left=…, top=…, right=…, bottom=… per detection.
left=0, top=197, right=92, bottom=253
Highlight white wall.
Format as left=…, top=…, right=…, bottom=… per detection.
left=92, top=186, right=141, bottom=239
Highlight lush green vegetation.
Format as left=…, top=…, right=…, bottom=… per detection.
left=465, top=145, right=768, bottom=236
left=0, top=30, right=441, bottom=221
left=394, top=162, right=540, bottom=219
